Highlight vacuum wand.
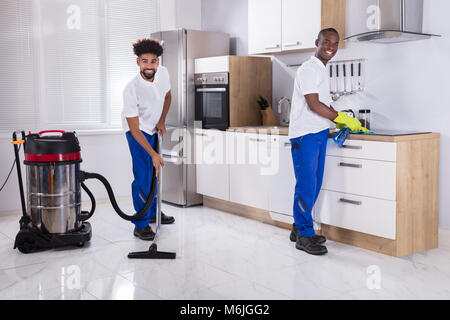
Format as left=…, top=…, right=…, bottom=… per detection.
left=128, top=133, right=176, bottom=259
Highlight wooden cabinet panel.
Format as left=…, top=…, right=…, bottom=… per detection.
left=228, top=56, right=271, bottom=127
left=321, top=0, right=346, bottom=48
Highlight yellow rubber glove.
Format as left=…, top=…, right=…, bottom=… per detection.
left=333, top=112, right=369, bottom=132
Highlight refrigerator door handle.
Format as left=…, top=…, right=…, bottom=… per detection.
left=162, top=154, right=183, bottom=164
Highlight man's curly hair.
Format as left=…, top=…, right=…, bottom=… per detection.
left=132, top=38, right=163, bottom=57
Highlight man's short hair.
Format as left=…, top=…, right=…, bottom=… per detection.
left=132, top=38, right=163, bottom=57
left=318, top=28, right=340, bottom=39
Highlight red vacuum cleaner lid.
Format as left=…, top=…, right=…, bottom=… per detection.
left=24, top=130, right=82, bottom=163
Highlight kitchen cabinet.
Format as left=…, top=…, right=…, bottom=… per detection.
left=248, top=0, right=282, bottom=54
left=228, top=132, right=271, bottom=210
left=281, top=0, right=321, bottom=51
left=314, top=134, right=440, bottom=256
left=197, top=128, right=439, bottom=257
left=315, top=139, right=398, bottom=240
left=248, top=0, right=346, bottom=55
left=195, top=128, right=229, bottom=201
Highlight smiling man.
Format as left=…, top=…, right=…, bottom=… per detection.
left=121, top=38, right=175, bottom=241
left=288, top=28, right=368, bottom=255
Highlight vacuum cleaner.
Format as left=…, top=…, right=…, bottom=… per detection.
left=11, top=130, right=175, bottom=259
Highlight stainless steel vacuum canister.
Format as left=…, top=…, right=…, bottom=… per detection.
left=23, top=130, right=82, bottom=234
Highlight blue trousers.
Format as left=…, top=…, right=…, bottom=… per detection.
left=126, top=130, right=157, bottom=229
left=290, top=128, right=329, bottom=237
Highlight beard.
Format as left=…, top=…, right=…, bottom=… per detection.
left=141, top=68, right=156, bottom=80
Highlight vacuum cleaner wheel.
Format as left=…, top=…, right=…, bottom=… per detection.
left=15, top=233, right=39, bottom=254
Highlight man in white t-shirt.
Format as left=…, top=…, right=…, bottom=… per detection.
left=288, top=28, right=368, bottom=255
left=122, top=38, right=175, bottom=240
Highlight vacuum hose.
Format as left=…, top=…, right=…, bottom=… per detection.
left=78, top=169, right=156, bottom=221
left=79, top=182, right=96, bottom=221
left=78, top=134, right=158, bottom=222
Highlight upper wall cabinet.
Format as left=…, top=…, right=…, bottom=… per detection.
left=281, top=0, right=321, bottom=51
left=248, top=0, right=282, bottom=54
left=248, top=0, right=346, bottom=55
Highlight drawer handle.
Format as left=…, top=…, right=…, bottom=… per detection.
left=284, top=41, right=301, bottom=47
left=249, top=138, right=266, bottom=142
left=195, top=133, right=207, bottom=136
left=339, top=198, right=362, bottom=206
left=284, top=142, right=291, bottom=147
left=265, top=44, right=280, bottom=49
left=339, top=162, right=362, bottom=168
left=342, top=145, right=363, bottom=150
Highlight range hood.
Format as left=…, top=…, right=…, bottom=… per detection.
left=345, top=0, right=441, bottom=43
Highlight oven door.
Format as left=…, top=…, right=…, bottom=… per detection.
left=195, top=85, right=229, bottom=130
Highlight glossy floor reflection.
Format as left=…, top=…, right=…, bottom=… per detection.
left=1, top=198, right=450, bottom=300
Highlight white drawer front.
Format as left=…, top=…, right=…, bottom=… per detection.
left=322, top=155, right=396, bottom=201
left=315, top=190, right=396, bottom=240
left=326, top=139, right=396, bottom=162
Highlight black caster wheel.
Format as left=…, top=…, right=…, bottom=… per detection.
left=16, top=236, right=38, bottom=254
left=76, top=242, right=85, bottom=247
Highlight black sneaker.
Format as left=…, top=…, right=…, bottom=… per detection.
left=296, top=236, right=328, bottom=255
left=133, top=225, right=155, bottom=241
left=290, top=223, right=326, bottom=244
left=150, top=212, right=175, bottom=224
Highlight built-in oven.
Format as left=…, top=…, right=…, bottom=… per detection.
left=195, top=72, right=229, bottom=130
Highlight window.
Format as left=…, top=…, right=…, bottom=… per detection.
left=0, top=0, right=37, bottom=133
left=0, top=0, right=161, bottom=134
left=106, top=0, right=161, bottom=127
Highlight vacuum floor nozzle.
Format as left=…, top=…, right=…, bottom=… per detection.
left=127, top=243, right=176, bottom=259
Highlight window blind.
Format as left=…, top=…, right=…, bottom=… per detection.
left=0, top=0, right=37, bottom=133
left=105, top=0, right=161, bottom=127
left=0, top=0, right=162, bottom=133
left=39, top=0, right=106, bottom=127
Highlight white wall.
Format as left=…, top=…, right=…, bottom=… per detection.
left=201, top=0, right=248, bottom=55
left=201, top=0, right=450, bottom=229
left=160, top=0, right=202, bottom=31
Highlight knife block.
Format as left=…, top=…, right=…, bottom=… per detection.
left=261, top=107, right=279, bottom=126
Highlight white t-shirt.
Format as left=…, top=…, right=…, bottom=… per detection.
left=288, top=56, right=332, bottom=139
left=121, top=65, right=171, bottom=135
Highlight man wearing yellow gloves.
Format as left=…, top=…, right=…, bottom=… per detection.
left=288, top=28, right=368, bottom=255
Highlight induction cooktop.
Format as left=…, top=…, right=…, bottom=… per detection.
left=352, top=129, right=431, bottom=136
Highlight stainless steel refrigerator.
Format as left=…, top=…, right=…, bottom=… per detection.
left=151, top=29, right=230, bottom=207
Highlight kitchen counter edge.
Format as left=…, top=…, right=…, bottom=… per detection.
left=223, top=127, right=439, bottom=142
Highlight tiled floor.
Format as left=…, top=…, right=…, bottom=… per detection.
left=1, top=198, right=450, bottom=300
